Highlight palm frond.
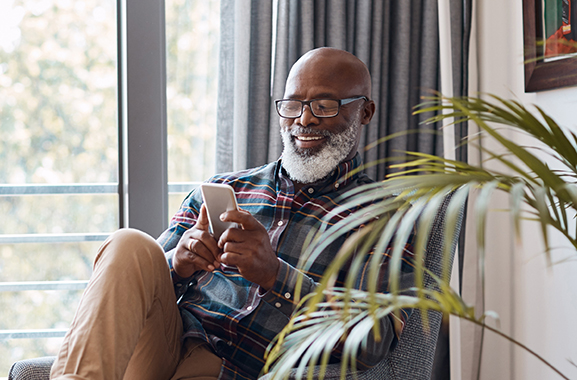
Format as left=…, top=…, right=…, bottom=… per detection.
left=263, top=94, right=576, bottom=380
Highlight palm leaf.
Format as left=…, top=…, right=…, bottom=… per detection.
left=263, top=94, right=576, bottom=380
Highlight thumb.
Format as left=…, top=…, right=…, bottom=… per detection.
left=196, top=204, right=211, bottom=231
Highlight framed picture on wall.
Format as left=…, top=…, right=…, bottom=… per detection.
left=523, top=0, right=577, bottom=91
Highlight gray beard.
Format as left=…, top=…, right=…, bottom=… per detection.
left=280, top=123, right=359, bottom=184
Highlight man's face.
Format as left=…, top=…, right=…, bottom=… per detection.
left=279, top=56, right=369, bottom=184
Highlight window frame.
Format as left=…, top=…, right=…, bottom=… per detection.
left=119, top=0, right=169, bottom=236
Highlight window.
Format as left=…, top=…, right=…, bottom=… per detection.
left=0, top=0, right=117, bottom=373
left=0, top=0, right=220, bottom=375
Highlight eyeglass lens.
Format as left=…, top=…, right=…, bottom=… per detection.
left=277, top=99, right=340, bottom=118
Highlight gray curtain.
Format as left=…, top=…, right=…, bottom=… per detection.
left=216, top=0, right=275, bottom=172
left=216, top=0, right=442, bottom=182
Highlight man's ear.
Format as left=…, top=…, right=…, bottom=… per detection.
left=361, top=100, right=376, bottom=125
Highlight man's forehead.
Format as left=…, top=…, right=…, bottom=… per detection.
left=283, top=70, right=361, bottom=99
left=282, top=77, right=340, bottom=98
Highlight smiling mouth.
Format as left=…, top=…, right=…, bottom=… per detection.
left=295, top=135, right=324, bottom=141
left=292, top=134, right=327, bottom=153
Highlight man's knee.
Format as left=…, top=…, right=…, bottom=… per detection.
left=107, top=228, right=161, bottom=250
left=94, top=228, right=166, bottom=272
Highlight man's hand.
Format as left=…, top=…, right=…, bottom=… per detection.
left=218, top=209, right=280, bottom=291
left=172, top=205, right=221, bottom=278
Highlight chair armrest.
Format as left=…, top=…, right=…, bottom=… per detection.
left=8, top=356, right=54, bottom=380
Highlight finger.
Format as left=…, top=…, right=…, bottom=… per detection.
left=188, top=228, right=219, bottom=252
left=186, top=225, right=221, bottom=263
left=219, top=209, right=260, bottom=230
left=183, top=248, right=216, bottom=272
left=217, top=226, right=242, bottom=249
left=173, top=240, right=212, bottom=278
left=195, top=204, right=211, bottom=231
left=219, top=251, right=243, bottom=267
left=187, top=237, right=220, bottom=270
left=219, top=240, right=246, bottom=255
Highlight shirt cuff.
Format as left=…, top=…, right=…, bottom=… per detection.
left=259, top=258, right=317, bottom=317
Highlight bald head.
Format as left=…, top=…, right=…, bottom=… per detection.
left=284, top=47, right=372, bottom=99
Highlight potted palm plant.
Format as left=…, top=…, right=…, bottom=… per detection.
left=262, top=93, right=576, bottom=380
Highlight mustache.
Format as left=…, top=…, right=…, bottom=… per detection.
left=289, top=126, right=333, bottom=137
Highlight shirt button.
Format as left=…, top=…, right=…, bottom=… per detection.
left=277, top=220, right=284, bottom=226
left=307, top=188, right=314, bottom=194
left=247, top=306, right=253, bottom=311
left=334, top=182, right=340, bottom=189
left=284, top=292, right=291, bottom=299
left=275, top=302, right=282, bottom=308
left=227, top=341, right=233, bottom=346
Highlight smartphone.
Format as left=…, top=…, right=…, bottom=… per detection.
left=200, top=183, right=239, bottom=239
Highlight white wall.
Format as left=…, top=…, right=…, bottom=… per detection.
left=472, top=0, right=577, bottom=379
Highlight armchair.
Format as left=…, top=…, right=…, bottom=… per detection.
left=9, top=195, right=462, bottom=380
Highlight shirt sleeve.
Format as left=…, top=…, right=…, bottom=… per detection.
left=258, top=258, right=318, bottom=317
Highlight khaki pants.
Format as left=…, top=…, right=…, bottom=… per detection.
left=50, top=229, right=223, bottom=380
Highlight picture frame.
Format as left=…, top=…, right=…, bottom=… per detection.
left=523, top=0, right=577, bottom=92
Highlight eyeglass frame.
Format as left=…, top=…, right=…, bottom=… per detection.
left=274, top=96, right=369, bottom=119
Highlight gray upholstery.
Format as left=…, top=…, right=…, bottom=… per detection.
left=8, top=356, right=53, bottom=380
left=8, top=196, right=462, bottom=380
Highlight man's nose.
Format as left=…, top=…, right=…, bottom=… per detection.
left=297, top=104, right=320, bottom=127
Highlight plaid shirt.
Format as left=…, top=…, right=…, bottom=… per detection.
left=157, top=154, right=415, bottom=380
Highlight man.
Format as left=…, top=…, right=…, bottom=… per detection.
left=50, top=47, right=413, bottom=380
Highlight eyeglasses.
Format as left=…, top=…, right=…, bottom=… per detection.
left=275, top=96, right=369, bottom=119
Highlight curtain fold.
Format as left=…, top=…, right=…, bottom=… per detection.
left=217, top=0, right=274, bottom=172
left=217, top=0, right=442, bottom=181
